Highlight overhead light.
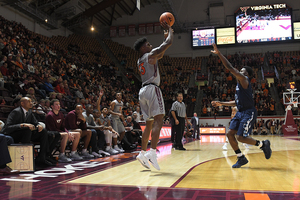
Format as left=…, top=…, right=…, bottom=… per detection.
left=45, top=19, right=48, bottom=23
left=91, top=26, right=94, bottom=31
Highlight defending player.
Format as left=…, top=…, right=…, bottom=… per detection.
left=211, top=43, right=271, bottom=168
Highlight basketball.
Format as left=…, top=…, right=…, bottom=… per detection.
left=159, top=12, right=175, bottom=27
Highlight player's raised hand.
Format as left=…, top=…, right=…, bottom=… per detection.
left=211, top=101, right=221, bottom=107
left=161, top=21, right=171, bottom=30
left=211, top=43, right=220, bottom=55
left=163, top=29, right=174, bottom=39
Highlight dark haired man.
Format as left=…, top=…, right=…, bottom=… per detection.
left=83, top=104, right=108, bottom=157
left=97, top=107, right=119, bottom=155
left=211, top=43, right=271, bottom=168
left=133, top=21, right=173, bottom=170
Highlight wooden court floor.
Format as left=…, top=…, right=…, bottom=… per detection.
left=1, top=135, right=300, bottom=200
left=67, top=135, right=300, bottom=193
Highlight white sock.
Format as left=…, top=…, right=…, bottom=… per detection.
left=106, top=146, right=110, bottom=151
left=258, top=141, right=263, bottom=148
left=237, top=153, right=243, bottom=157
left=114, top=145, right=119, bottom=149
left=60, top=153, right=65, bottom=157
left=71, top=151, right=76, bottom=155
left=82, top=149, right=87, bottom=153
left=150, top=148, right=156, bottom=152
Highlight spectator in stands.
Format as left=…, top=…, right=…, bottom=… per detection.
left=44, top=99, right=51, bottom=114
left=35, top=99, right=46, bottom=120
left=65, top=104, right=94, bottom=158
left=0, top=56, right=7, bottom=67
left=46, top=99, right=82, bottom=162
left=207, top=105, right=212, bottom=117
left=0, top=61, right=8, bottom=76
left=43, top=77, right=54, bottom=93
left=55, top=82, right=66, bottom=95
left=1, top=97, right=54, bottom=166
left=124, top=116, right=139, bottom=146
left=75, top=86, right=84, bottom=99
left=26, top=87, right=37, bottom=105
left=133, top=106, right=142, bottom=122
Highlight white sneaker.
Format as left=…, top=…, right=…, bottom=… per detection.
left=114, top=146, right=125, bottom=153
left=70, top=152, right=83, bottom=161
left=81, top=151, right=94, bottom=158
left=106, top=148, right=118, bottom=155
left=92, top=151, right=102, bottom=158
left=98, top=150, right=110, bottom=156
left=222, top=143, right=228, bottom=150
left=58, top=154, right=72, bottom=163
left=136, top=151, right=151, bottom=169
left=145, top=149, right=160, bottom=170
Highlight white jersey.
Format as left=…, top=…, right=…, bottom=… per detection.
left=111, top=99, right=123, bottom=119
left=137, top=53, right=160, bottom=86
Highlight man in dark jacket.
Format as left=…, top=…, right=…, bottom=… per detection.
left=190, top=112, right=200, bottom=140
left=1, top=97, right=54, bottom=166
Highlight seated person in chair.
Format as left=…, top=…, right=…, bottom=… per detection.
left=1, top=97, right=55, bottom=166
left=65, top=104, right=94, bottom=159
left=46, top=99, right=82, bottom=162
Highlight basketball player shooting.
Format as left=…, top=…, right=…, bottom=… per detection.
left=211, top=43, right=272, bottom=168
left=133, top=21, right=173, bottom=170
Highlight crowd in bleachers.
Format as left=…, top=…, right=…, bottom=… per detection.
left=266, top=51, right=300, bottom=114
left=0, top=15, right=148, bottom=168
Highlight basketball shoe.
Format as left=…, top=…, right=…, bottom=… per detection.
left=232, top=155, right=248, bottom=168
left=136, top=150, right=150, bottom=169
left=145, top=148, right=160, bottom=170
left=260, top=140, right=272, bottom=159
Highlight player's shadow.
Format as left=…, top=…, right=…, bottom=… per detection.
left=150, top=172, right=177, bottom=177
left=249, top=167, right=289, bottom=172
left=140, top=169, right=151, bottom=172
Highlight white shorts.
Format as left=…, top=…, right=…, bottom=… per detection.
left=111, top=118, right=125, bottom=133
left=139, top=85, right=165, bottom=120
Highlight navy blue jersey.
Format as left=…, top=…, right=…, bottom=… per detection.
left=234, top=77, right=254, bottom=111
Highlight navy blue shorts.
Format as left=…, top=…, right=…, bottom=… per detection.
left=229, top=108, right=257, bottom=137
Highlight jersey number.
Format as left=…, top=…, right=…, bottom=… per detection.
left=139, top=62, right=145, bottom=75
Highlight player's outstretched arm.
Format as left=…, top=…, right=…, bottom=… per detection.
left=212, top=100, right=236, bottom=107
left=211, top=43, right=248, bottom=89
left=149, top=22, right=173, bottom=61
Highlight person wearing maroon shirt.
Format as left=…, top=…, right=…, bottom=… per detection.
left=65, top=104, right=94, bottom=158
left=45, top=99, right=82, bottom=162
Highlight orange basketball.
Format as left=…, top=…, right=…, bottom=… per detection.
left=159, top=12, right=175, bottom=27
